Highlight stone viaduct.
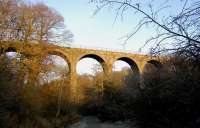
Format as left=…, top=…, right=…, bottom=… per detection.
left=0, top=42, right=166, bottom=100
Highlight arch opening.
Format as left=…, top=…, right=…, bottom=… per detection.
left=76, top=57, right=104, bottom=76
left=76, top=55, right=104, bottom=101
left=113, top=57, right=140, bottom=88
left=0, top=47, right=20, bottom=60
left=117, top=57, right=140, bottom=74
left=143, top=60, right=162, bottom=74
left=0, top=49, right=23, bottom=84
left=5, top=47, right=17, bottom=53
left=40, top=53, right=70, bottom=85
left=116, top=57, right=140, bottom=74
left=48, top=51, right=70, bottom=66
left=0, top=47, right=19, bottom=59
left=147, top=60, right=162, bottom=69
left=113, top=60, right=132, bottom=72
left=2, top=48, right=21, bottom=63
left=77, top=54, right=105, bottom=75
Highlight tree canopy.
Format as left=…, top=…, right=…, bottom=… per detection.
left=0, top=0, right=73, bottom=45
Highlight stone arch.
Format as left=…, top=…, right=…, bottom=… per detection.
left=1, top=47, right=20, bottom=58
left=143, top=59, right=161, bottom=72
left=115, top=57, right=140, bottom=75
left=48, top=51, right=70, bottom=66
left=142, top=59, right=162, bottom=84
left=147, top=60, right=162, bottom=69
left=113, top=57, right=140, bottom=87
left=47, top=50, right=71, bottom=74
left=79, top=54, right=105, bottom=63
left=4, top=47, right=17, bottom=53
left=78, top=54, right=106, bottom=73
left=38, top=50, right=71, bottom=84
left=143, top=59, right=162, bottom=73
left=114, top=57, right=140, bottom=83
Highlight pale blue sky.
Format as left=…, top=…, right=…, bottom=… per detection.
left=28, top=0, right=197, bottom=52
left=29, top=0, right=195, bottom=53
left=29, top=0, right=162, bottom=52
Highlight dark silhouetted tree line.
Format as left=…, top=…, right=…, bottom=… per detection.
left=78, top=0, right=200, bottom=127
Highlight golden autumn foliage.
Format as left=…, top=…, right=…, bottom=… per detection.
left=0, top=0, right=73, bottom=44
left=0, top=41, right=79, bottom=128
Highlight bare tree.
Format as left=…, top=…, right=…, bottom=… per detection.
left=33, top=3, right=64, bottom=43
left=16, top=2, right=36, bottom=41
left=90, top=0, right=200, bottom=63
left=0, top=0, right=20, bottom=40
left=0, top=0, right=73, bottom=45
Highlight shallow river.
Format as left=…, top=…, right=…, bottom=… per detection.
left=67, top=116, right=136, bottom=128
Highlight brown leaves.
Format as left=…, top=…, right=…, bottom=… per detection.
left=0, top=0, right=73, bottom=45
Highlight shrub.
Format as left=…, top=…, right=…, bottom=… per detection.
left=132, top=57, right=200, bottom=128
